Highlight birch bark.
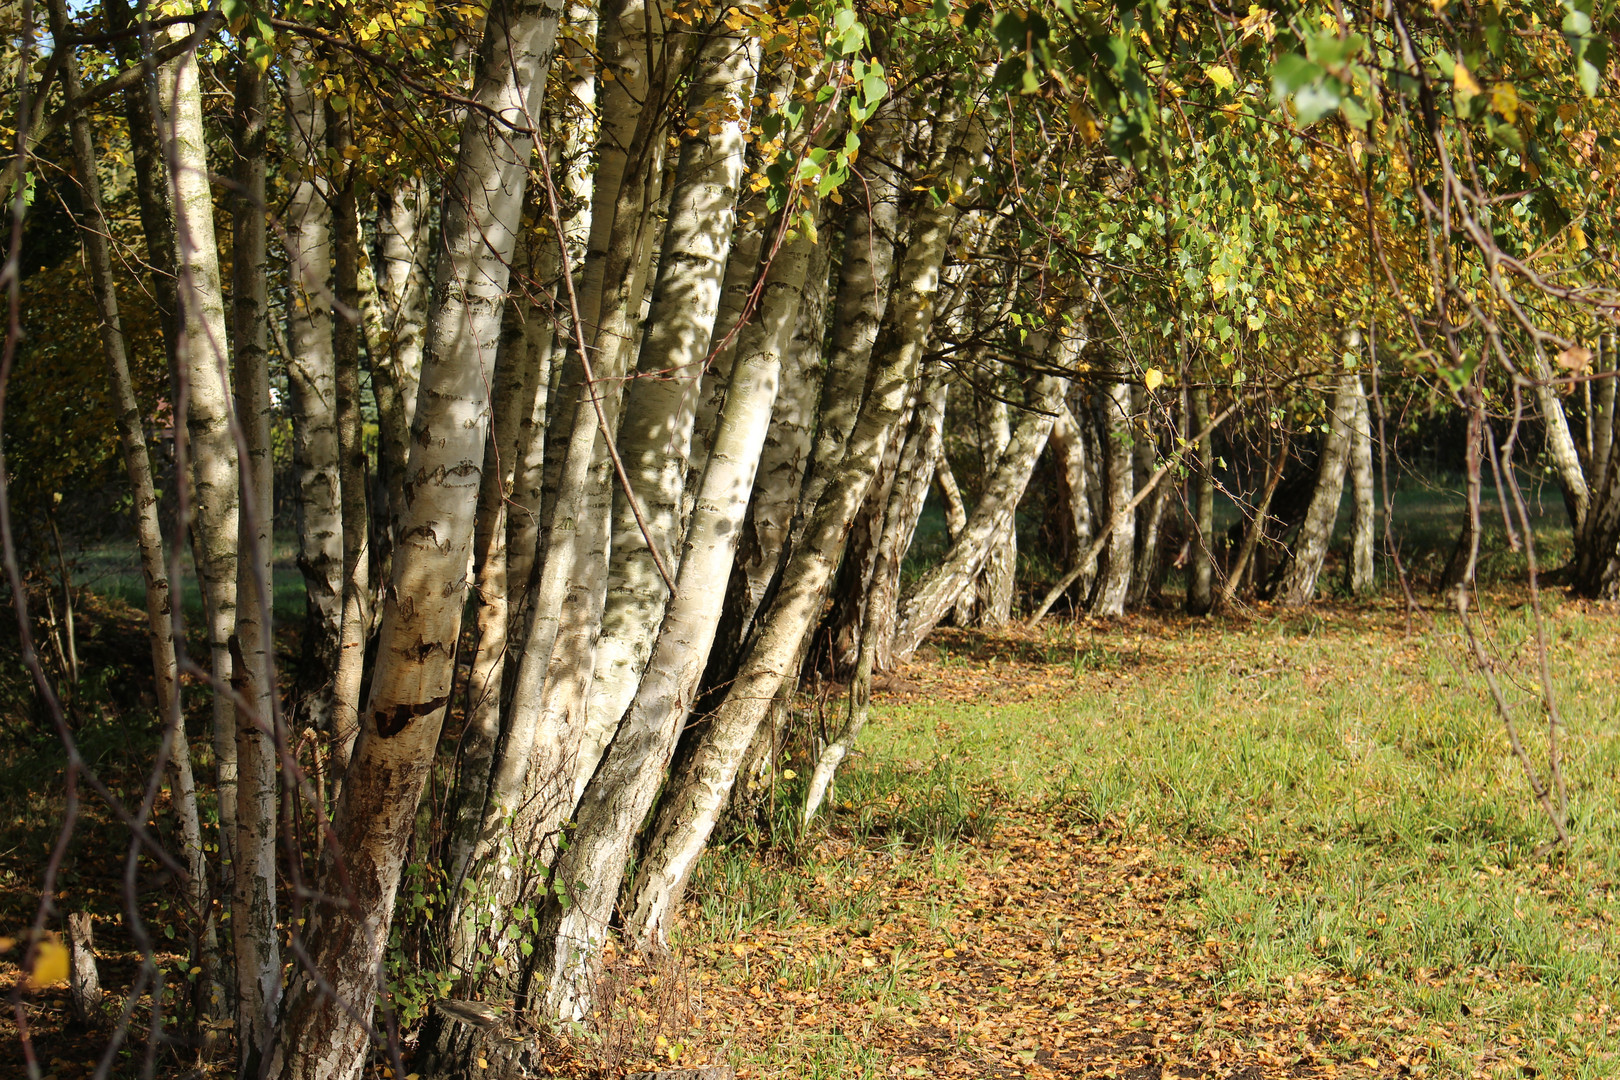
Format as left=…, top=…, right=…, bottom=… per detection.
left=1277, top=374, right=1357, bottom=607
left=1348, top=377, right=1376, bottom=596
left=576, top=28, right=762, bottom=797
left=1050, top=401, right=1096, bottom=600
left=270, top=2, right=565, bottom=1075
left=536, top=195, right=794, bottom=1029
left=283, top=58, right=342, bottom=741
left=625, top=114, right=984, bottom=945
left=330, top=108, right=371, bottom=776
left=49, top=0, right=217, bottom=1021
left=892, top=365, right=1066, bottom=662
left=158, top=20, right=240, bottom=867
left=1186, top=386, right=1216, bottom=614
left=228, top=59, right=280, bottom=1072
left=1089, top=358, right=1135, bottom=615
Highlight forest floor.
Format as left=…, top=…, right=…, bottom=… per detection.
left=3, top=590, right=1618, bottom=1079
left=558, top=596, right=1620, bottom=1080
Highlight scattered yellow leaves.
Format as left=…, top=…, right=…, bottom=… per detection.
left=28, top=938, right=69, bottom=989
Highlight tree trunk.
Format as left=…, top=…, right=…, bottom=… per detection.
left=270, top=3, right=566, bottom=1076
left=534, top=186, right=788, bottom=1028
left=1185, top=386, right=1215, bottom=614
left=367, top=177, right=433, bottom=515
left=1347, top=376, right=1376, bottom=595
left=283, top=57, right=343, bottom=742
left=228, top=58, right=281, bottom=1073
left=159, top=19, right=241, bottom=871
left=1050, top=401, right=1096, bottom=604
left=802, top=365, right=948, bottom=820
left=1221, top=427, right=1289, bottom=608
left=892, top=363, right=1067, bottom=663
left=624, top=115, right=984, bottom=946
left=576, top=28, right=762, bottom=801
left=796, top=110, right=904, bottom=519
left=711, top=230, right=834, bottom=677
left=330, top=107, right=372, bottom=778
left=975, top=393, right=1017, bottom=625
left=1528, top=345, right=1591, bottom=530
left=1277, top=374, right=1357, bottom=606
left=1089, top=358, right=1135, bottom=616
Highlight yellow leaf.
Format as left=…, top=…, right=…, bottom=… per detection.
left=1144, top=368, right=1164, bottom=390
left=1205, top=64, right=1235, bottom=90
left=1491, top=82, right=1519, bottom=122
left=942, top=948, right=956, bottom=958
left=1453, top=62, right=1482, bottom=98
left=28, top=938, right=69, bottom=988
left=781, top=769, right=797, bottom=779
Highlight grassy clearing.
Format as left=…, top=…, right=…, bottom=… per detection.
left=634, top=600, right=1620, bottom=1079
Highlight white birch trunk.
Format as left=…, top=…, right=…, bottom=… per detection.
left=797, top=112, right=905, bottom=518
left=892, top=368, right=1066, bottom=662
left=1186, top=386, right=1216, bottom=614
left=1089, top=359, right=1135, bottom=616
left=228, top=60, right=280, bottom=1072
left=1277, top=374, right=1357, bottom=607
left=48, top=0, right=218, bottom=1020
left=330, top=110, right=372, bottom=777
left=1348, top=377, right=1376, bottom=595
left=721, top=232, right=833, bottom=661
left=575, top=29, right=762, bottom=797
left=283, top=59, right=343, bottom=742
left=1050, top=401, right=1096, bottom=600
left=158, top=20, right=240, bottom=867
left=367, top=176, right=433, bottom=523
left=537, top=194, right=790, bottom=1023
left=270, top=2, right=565, bottom=1075
left=625, top=116, right=983, bottom=945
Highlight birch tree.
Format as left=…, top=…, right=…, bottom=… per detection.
left=270, top=2, right=566, bottom=1074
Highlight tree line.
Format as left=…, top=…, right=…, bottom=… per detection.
left=1, top=0, right=1615, bottom=1077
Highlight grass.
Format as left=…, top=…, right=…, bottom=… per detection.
left=656, top=597, right=1620, bottom=1079
left=67, top=532, right=306, bottom=625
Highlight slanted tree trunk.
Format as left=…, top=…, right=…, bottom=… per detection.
left=891, top=360, right=1068, bottom=663
left=802, top=364, right=948, bottom=821
left=442, top=222, right=554, bottom=892
left=1185, top=385, right=1216, bottom=615
left=1129, top=386, right=1170, bottom=606
left=1277, top=374, right=1358, bottom=606
left=1090, top=357, right=1135, bottom=616
left=576, top=28, right=762, bottom=800
left=283, top=57, right=343, bottom=742
left=1571, top=336, right=1620, bottom=598
left=1528, top=345, right=1590, bottom=530
left=270, top=3, right=566, bottom=1076
left=796, top=109, right=904, bottom=518
left=468, top=0, right=690, bottom=886
left=712, top=219, right=833, bottom=675
left=534, top=193, right=790, bottom=1029
left=1347, top=376, right=1376, bottom=595
left=625, top=114, right=984, bottom=947
left=1221, top=427, right=1289, bottom=608
left=366, top=176, right=433, bottom=511
left=159, top=19, right=241, bottom=871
